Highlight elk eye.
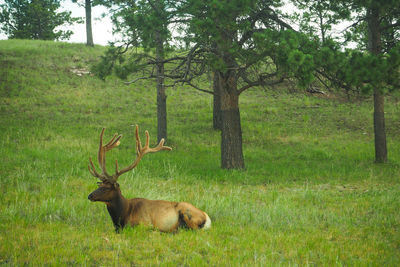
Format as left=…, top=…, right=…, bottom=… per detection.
left=100, top=186, right=112, bottom=191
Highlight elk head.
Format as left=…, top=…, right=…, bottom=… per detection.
left=87, top=125, right=172, bottom=203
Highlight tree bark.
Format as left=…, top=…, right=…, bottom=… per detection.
left=368, top=5, right=387, bottom=163
left=85, top=0, right=94, bottom=46
left=373, top=91, right=387, bottom=162
left=219, top=72, right=245, bottom=169
left=213, top=71, right=222, bottom=130
left=155, top=30, right=167, bottom=143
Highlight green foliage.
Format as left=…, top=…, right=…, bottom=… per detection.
left=109, top=0, right=174, bottom=50
left=91, top=0, right=178, bottom=81
left=343, top=0, right=400, bottom=52
left=0, top=0, right=82, bottom=41
left=316, top=44, right=400, bottom=94
left=289, top=0, right=400, bottom=97
left=1, top=40, right=400, bottom=265
left=177, top=0, right=320, bottom=92
left=90, top=45, right=122, bottom=80
left=253, top=29, right=319, bottom=88
left=292, top=0, right=350, bottom=43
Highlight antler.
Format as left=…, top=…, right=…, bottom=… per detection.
left=88, top=128, right=122, bottom=183
left=88, top=125, right=172, bottom=184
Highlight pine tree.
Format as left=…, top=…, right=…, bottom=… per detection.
left=92, top=0, right=178, bottom=143
left=294, top=0, right=400, bottom=163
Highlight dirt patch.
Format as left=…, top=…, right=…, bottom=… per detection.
left=70, top=67, right=91, bottom=76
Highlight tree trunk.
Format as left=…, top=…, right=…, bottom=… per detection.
left=219, top=72, right=244, bottom=169
left=213, top=71, right=222, bottom=130
left=155, top=30, right=167, bottom=143
left=373, top=91, right=387, bottom=162
left=85, top=0, right=94, bottom=46
left=368, top=5, right=387, bottom=163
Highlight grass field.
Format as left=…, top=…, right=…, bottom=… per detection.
left=0, top=39, right=399, bottom=266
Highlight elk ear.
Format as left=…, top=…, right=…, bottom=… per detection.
left=114, top=182, right=120, bottom=189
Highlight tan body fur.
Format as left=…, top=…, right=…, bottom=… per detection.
left=126, top=199, right=210, bottom=231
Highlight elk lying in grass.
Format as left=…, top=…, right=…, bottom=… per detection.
left=87, top=126, right=211, bottom=233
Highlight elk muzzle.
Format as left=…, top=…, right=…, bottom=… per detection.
left=88, top=192, right=95, bottom=201
left=87, top=187, right=104, bottom=202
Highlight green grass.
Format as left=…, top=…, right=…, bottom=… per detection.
left=0, top=39, right=399, bottom=266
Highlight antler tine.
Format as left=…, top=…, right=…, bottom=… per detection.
left=148, top=138, right=171, bottom=153
left=135, top=125, right=142, bottom=155
left=97, top=128, right=106, bottom=175
left=88, top=157, right=107, bottom=182
left=144, top=130, right=150, bottom=150
left=88, top=157, right=98, bottom=176
left=88, top=158, right=99, bottom=177
left=115, top=159, right=119, bottom=174
left=105, top=134, right=122, bottom=150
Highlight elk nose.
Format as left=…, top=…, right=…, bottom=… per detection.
left=88, top=193, right=93, bottom=200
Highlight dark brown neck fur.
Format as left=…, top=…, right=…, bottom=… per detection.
left=106, top=192, right=129, bottom=233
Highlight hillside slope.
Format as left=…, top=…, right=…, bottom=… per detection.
left=0, top=39, right=399, bottom=266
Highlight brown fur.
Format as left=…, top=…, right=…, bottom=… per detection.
left=88, top=182, right=210, bottom=232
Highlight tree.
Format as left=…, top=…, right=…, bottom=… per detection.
left=93, top=0, right=178, bottom=143
left=212, top=70, right=222, bottom=130
left=295, top=0, right=400, bottom=163
left=178, top=0, right=309, bottom=169
left=0, top=0, right=80, bottom=41
left=359, top=0, right=400, bottom=163
left=72, top=0, right=108, bottom=46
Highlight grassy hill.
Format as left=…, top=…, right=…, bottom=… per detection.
left=0, top=39, right=399, bottom=266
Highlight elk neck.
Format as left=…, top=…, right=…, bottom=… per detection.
left=106, top=190, right=129, bottom=232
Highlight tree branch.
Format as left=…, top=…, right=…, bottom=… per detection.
left=263, top=7, right=295, bottom=31
left=174, top=79, right=214, bottom=94
left=124, top=76, right=151, bottom=85
left=380, top=21, right=400, bottom=31
left=238, top=72, right=283, bottom=95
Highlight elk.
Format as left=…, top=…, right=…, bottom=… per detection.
left=87, top=125, right=211, bottom=233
